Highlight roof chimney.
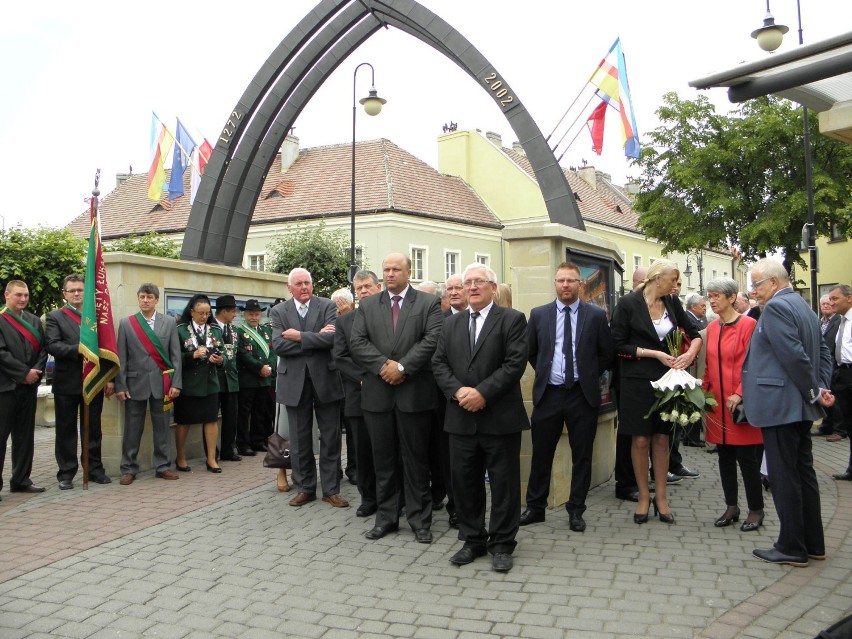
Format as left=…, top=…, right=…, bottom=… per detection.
left=577, top=165, right=597, bottom=189
left=512, top=141, right=525, bottom=155
left=280, top=135, right=300, bottom=172
left=625, top=180, right=640, bottom=195
left=115, top=173, right=132, bottom=188
left=485, top=131, right=502, bottom=147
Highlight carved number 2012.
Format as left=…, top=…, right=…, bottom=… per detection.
left=483, top=72, right=514, bottom=106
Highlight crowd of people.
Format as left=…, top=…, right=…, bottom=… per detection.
left=0, top=253, right=849, bottom=572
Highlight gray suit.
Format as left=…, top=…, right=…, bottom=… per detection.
left=115, top=312, right=182, bottom=475
left=270, top=297, right=343, bottom=497
left=742, top=287, right=833, bottom=559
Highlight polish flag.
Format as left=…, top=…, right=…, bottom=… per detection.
left=190, top=139, right=213, bottom=205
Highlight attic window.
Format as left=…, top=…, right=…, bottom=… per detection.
left=573, top=192, right=582, bottom=201
left=267, top=179, right=296, bottom=199
left=616, top=205, right=623, bottom=214
left=150, top=200, right=171, bottom=213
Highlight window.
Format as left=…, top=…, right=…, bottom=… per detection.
left=444, top=251, right=460, bottom=280
left=831, top=222, right=847, bottom=242
left=712, top=269, right=718, bottom=279
left=248, top=254, right=266, bottom=271
left=633, top=255, right=642, bottom=269
left=475, top=253, right=490, bottom=267
left=348, top=245, right=364, bottom=266
left=411, top=247, right=426, bottom=281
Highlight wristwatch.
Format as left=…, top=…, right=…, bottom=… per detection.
left=397, top=362, right=405, bottom=373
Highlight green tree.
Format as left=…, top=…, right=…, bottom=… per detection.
left=267, top=221, right=361, bottom=298
left=0, top=226, right=87, bottom=317
left=633, top=93, right=852, bottom=271
left=104, top=231, right=181, bottom=259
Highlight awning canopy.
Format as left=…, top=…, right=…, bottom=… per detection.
left=689, top=31, right=852, bottom=144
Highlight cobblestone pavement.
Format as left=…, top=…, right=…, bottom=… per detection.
left=1, top=425, right=850, bottom=638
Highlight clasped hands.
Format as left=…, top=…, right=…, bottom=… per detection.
left=380, top=359, right=405, bottom=385
left=454, top=386, right=486, bottom=412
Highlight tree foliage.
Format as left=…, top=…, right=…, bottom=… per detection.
left=0, top=226, right=87, bottom=317
left=267, top=221, right=362, bottom=298
left=633, top=93, right=852, bottom=271
left=105, top=231, right=181, bottom=259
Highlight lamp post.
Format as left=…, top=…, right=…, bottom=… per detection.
left=682, top=251, right=704, bottom=295
left=751, top=0, right=819, bottom=311
left=350, top=62, right=386, bottom=286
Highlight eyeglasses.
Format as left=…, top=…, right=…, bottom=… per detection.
left=192, top=310, right=211, bottom=316
left=555, top=278, right=581, bottom=285
left=750, top=276, right=773, bottom=290
left=64, top=289, right=84, bottom=294
left=462, top=278, right=493, bottom=289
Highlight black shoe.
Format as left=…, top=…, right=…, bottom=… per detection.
left=356, top=504, right=377, bottom=518
left=665, top=472, right=684, bottom=484
left=10, top=484, right=46, bottom=493
left=714, top=506, right=740, bottom=527
left=752, top=548, right=808, bottom=567
left=206, top=463, right=222, bottom=474
left=449, top=545, right=487, bottom=566
left=92, top=475, right=112, bottom=484
left=568, top=512, right=586, bottom=532
left=832, top=471, right=852, bottom=481
left=448, top=511, right=459, bottom=529
left=653, top=497, right=675, bottom=524
left=672, top=466, right=700, bottom=478
left=519, top=509, right=545, bottom=526
left=238, top=448, right=257, bottom=457
left=617, top=490, right=639, bottom=502
left=220, top=453, right=242, bottom=462
left=740, top=511, right=764, bottom=532
left=414, top=528, right=433, bottom=544
left=492, top=552, right=513, bottom=573
left=176, top=464, right=191, bottom=472
left=364, top=523, right=399, bottom=540
left=58, top=480, right=74, bottom=490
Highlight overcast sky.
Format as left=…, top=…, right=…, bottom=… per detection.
left=2, top=0, right=849, bottom=230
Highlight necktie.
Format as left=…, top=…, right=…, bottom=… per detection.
left=564, top=306, right=574, bottom=388
left=837, top=316, right=848, bottom=365
left=224, top=324, right=231, bottom=343
left=469, top=311, right=480, bottom=352
left=391, top=296, right=402, bottom=332
left=298, top=303, right=308, bottom=318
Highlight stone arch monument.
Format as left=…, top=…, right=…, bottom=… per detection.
left=180, top=0, right=585, bottom=265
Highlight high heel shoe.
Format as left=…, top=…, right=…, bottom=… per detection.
left=653, top=497, right=675, bottom=524
left=740, top=510, right=764, bottom=532
left=176, top=464, right=191, bottom=472
left=276, top=468, right=290, bottom=492
left=633, top=497, right=651, bottom=524
left=714, top=506, right=740, bottom=528
left=206, top=463, right=222, bottom=474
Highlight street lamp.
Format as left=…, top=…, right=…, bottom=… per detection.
left=750, top=0, right=818, bottom=311
left=350, top=62, right=386, bottom=285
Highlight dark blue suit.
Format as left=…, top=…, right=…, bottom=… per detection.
left=525, top=299, right=613, bottom=515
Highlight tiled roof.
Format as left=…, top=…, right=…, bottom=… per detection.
left=501, top=147, right=641, bottom=233
left=67, top=139, right=502, bottom=239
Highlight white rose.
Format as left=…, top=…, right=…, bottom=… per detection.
left=671, top=409, right=680, bottom=419
left=679, top=414, right=689, bottom=426
left=660, top=412, right=670, bottom=422
left=689, top=412, right=701, bottom=424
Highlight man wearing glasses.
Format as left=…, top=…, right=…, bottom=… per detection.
left=46, top=275, right=114, bottom=489
left=520, top=262, right=613, bottom=533
left=739, top=259, right=834, bottom=567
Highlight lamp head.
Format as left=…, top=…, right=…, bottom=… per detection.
left=751, top=13, right=789, bottom=52
left=360, top=88, right=386, bottom=116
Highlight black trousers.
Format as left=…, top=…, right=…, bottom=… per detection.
left=526, top=385, right=597, bottom=515
left=450, top=430, right=521, bottom=554
left=237, top=386, right=274, bottom=450
left=834, top=368, right=852, bottom=469
left=716, top=443, right=764, bottom=511
left=54, top=391, right=106, bottom=481
left=346, top=414, right=376, bottom=508
left=762, top=421, right=824, bottom=558
left=614, top=432, right=636, bottom=496
left=363, top=407, right=432, bottom=531
left=0, top=385, right=38, bottom=491
left=218, top=390, right=239, bottom=456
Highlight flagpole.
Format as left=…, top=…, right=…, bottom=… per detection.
left=552, top=92, right=599, bottom=152
left=82, top=175, right=100, bottom=491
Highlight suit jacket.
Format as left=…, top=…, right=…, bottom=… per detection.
left=528, top=299, right=614, bottom=408
left=742, top=288, right=834, bottom=427
left=823, top=314, right=841, bottom=362
left=611, top=289, right=701, bottom=381
left=270, top=296, right=343, bottom=407
left=115, top=312, right=182, bottom=398
left=0, top=309, right=47, bottom=392
left=432, top=304, right=529, bottom=435
left=176, top=322, right=223, bottom=397
left=350, top=287, right=443, bottom=413
left=333, top=310, right=366, bottom=417
left=45, top=307, right=84, bottom=395
left=687, top=311, right=708, bottom=331
left=236, top=322, right=276, bottom=388
left=214, top=321, right=240, bottom=393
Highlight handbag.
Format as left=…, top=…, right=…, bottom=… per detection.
left=731, top=403, right=748, bottom=424
left=263, top=433, right=292, bottom=469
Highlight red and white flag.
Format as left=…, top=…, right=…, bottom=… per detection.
left=190, top=139, right=213, bottom=205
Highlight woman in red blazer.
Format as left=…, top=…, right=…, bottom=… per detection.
left=703, top=278, right=764, bottom=532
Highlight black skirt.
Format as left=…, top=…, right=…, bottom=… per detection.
left=174, top=393, right=219, bottom=425
left=616, top=377, right=674, bottom=437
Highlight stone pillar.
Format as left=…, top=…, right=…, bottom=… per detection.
left=504, top=221, right=624, bottom=508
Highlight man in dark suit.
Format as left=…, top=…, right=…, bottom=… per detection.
left=740, top=259, right=834, bottom=567
left=685, top=294, right=708, bottom=330
left=0, top=280, right=48, bottom=496
left=236, top=299, right=276, bottom=458
left=115, top=283, right=183, bottom=484
left=271, top=268, right=347, bottom=508
left=350, top=252, right=443, bottom=543
left=333, top=270, right=381, bottom=517
left=432, top=263, right=529, bottom=572
left=819, top=294, right=844, bottom=439
left=827, top=285, right=852, bottom=480
left=521, top=262, right=613, bottom=533
left=45, top=274, right=113, bottom=489
left=213, top=295, right=241, bottom=461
